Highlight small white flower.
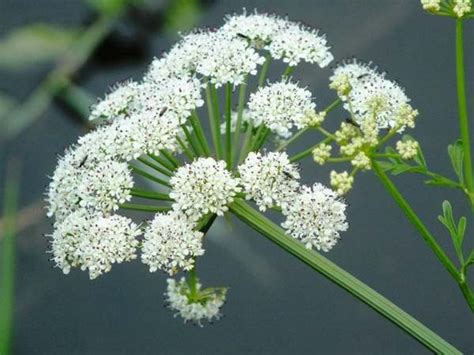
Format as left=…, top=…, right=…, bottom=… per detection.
left=330, top=59, right=379, bottom=97
left=282, top=183, right=348, bottom=252
left=267, top=21, right=333, bottom=67
left=312, top=143, right=332, bottom=165
left=351, top=151, right=371, bottom=170
left=348, top=73, right=411, bottom=129
left=396, top=140, right=419, bottom=160
left=420, top=0, right=441, bottom=11
left=300, top=110, right=326, bottom=127
left=453, top=0, right=471, bottom=17
left=142, top=212, right=204, bottom=275
left=46, top=149, right=133, bottom=221
left=170, top=157, right=241, bottom=221
left=330, top=170, right=354, bottom=195
left=89, top=81, right=140, bottom=121
left=165, top=277, right=227, bottom=326
left=221, top=10, right=286, bottom=48
left=197, top=30, right=265, bottom=87
left=248, top=81, right=316, bottom=137
left=335, top=122, right=359, bottom=143
left=238, top=151, right=300, bottom=211
left=138, top=76, right=204, bottom=123
left=49, top=211, right=141, bottom=279
left=77, top=160, right=134, bottom=212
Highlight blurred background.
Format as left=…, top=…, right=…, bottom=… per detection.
left=0, top=0, right=473, bottom=354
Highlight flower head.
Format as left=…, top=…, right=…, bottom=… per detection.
left=238, top=151, right=300, bottom=211
left=165, top=277, right=227, bottom=326
left=221, top=10, right=286, bottom=49
left=138, top=77, right=204, bottom=123
left=248, top=81, right=316, bottom=137
left=282, top=183, right=348, bottom=251
left=49, top=211, right=141, bottom=279
left=197, top=31, right=265, bottom=87
left=170, top=158, right=241, bottom=221
left=330, top=170, right=354, bottom=195
left=312, top=143, right=332, bottom=165
left=420, top=0, right=441, bottom=11
left=142, top=212, right=204, bottom=275
left=89, top=81, right=140, bottom=121
left=453, top=0, right=472, bottom=17
left=267, top=21, right=333, bottom=67
left=46, top=147, right=133, bottom=221
left=396, top=139, right=419, bottom=159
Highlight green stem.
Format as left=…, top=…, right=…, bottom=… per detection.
left=176, top=135, right=194, bottom=160
left=455, top=19, right=474, bottom=193
left=129, top=164, right=171, bottom=188
left=120, top=203, right=171, bottom=213
left=0, top=160, right=20, bottom=355
left=373, top=161, right=474, bottom=311
left=225, top=82, right=233, bottom=168
left=229, top=199, right=461, bottom=354
left=238, top=121, right=255, bottom=165
left=137, top=157, right=172, bottom=177
left=290, top=137, right=333, bottom=162
left=148, top=154, right=176, bottom=172
left=190, top=111, right=211, bottom=157
left=282, top=65, right=295, bottom=78
left=371, top=161, right=459, bottom=280
left=258, top=54, right=271, bottom=87
left=278, top=128, right=308, bottom=151
left=232, top=79, right=248, bottom=167
left=160, top=149, right=180, bottom=169
left=325, top=97, right=343, bottom=114
left=130, top=188, right=173, bottom=201
left=317, top=126, right=337, bottom=140
left=181, top=125, right=202, bottom=157
left=205, top=82, right=223, bottom=159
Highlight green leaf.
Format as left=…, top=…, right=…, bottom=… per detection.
left=424, top=176, right=460, bottom=189
left=438, top=200, right=466, bottom=264
left=466, top=250, right=474, bottom=267
left=0, top=24, right=80, bottom=70
left=448, top=140, right=464, bottom=184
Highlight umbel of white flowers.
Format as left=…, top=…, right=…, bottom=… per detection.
left=46, top=9, right=417, bottom=325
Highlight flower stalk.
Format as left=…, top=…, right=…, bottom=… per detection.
left=229, top=198, right=461, bottom=354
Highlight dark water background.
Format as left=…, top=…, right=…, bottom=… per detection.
left=0, top=0, right=473, bottom=354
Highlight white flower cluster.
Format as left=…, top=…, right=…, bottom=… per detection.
left=330, top=171, right=354, bottom=196
left=238, top=152, right=300, bottom=211
left=170, top=158, right=241, bottom=221
left=46, top=9, right=352, bottom=325
left=147, top=30, right=264, bottom=87
left=420, top=0, right=441, bottom=11
left=89, top=81, right=140, bottom=121
left=46, top=147, right=134, bottom=222
left=142, top=212, right=204, bottom=275
left=281, top=183, right=348, bottom=252
left=139, top=77, right=204, bottom=122
left=222, top=10, right=333, bottom=67
left=396, top=140, right=419, bottom=160
left=248, top=81, right=316, bottom=137
left=453, top=0, right=472, bottom=17
left=165, top=278, right=227, bottom=326
left=49, top=211, right=141, bottom=279
left=312, top=143, right=332, bottom=165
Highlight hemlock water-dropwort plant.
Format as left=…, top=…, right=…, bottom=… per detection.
left=44, top=7, right=472, bottom=352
